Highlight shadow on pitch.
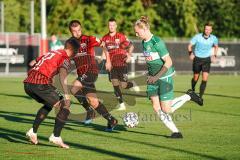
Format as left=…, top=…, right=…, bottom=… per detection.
left=193, top=109, right=240, bottom=117
left=0, top=93, right=31, bottom=100
left=0, top=127, right=145, bottom=160
left=175, top=90, right=240, bottom=100
left=0, top=127, right=56, bottom=148
left=0, top=110, right=127, bottom=133
left=68, top=126, right=226, bottom=160
left=0, top=111, right=225, bottom=160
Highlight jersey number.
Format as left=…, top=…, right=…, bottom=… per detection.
left=34, top=52, right=56, bottom=70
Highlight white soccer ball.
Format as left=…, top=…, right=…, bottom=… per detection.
left=123, top=112, right=139, bottom=128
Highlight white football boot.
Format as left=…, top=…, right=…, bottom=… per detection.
left=49, top=134, right=69, bottom=149
left=26, top=128, right=38, bottom=145
left=117, top=102, right=126, bottom=111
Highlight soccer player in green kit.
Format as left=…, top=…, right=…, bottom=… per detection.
left=134, top=16, right=203, bottom=138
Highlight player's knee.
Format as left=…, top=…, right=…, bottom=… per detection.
left=112, top=79, right=119, bottom=86
left=161, top=107, right=172, bottom=114
left=53, top=100, right=65, bottom=109
left=120, top=82, right=127, bottom=89
left=70, top=87, right=78, bottom=95
left=87, top=97, right=99, bottom=108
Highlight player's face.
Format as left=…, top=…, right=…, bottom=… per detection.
left=108, top=21, right=117, bottom=33
left=204, top=26, right=212, bottom=36
left=70, top=25, right=82, bottom=39
left=134, top=26, right=146, bottom=40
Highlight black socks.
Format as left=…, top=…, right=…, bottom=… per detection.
left=33, top=105, right=52, bottom=133
left=95, top=102, right=112, bottom=121
left=53, top=108, right=70, bottom=137
left=200, top=80, right=207, bottom=98
left=113, top=86, right=123, bottom=104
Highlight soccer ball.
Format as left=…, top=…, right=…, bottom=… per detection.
left=123, top=112, right=139, bottom=128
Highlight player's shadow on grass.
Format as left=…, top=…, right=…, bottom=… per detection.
left=175, top=90, right=240, bottom=99
left=126, top=130, right=170, bottom=138
left=0, top=111, right=225, bottom=160
left=0, top=111, right=126, bottom=133
left=66, top=126, right=226, bottom=160
left=193, top=109, right=240, bottom=117
left=0, top=127, right=57, bottom=148
left=0, top=127, right=145, bottom=160
left=0, top=93, right=31, bottom=100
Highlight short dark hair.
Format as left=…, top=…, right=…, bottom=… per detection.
left=108, top=18, right=116, bottom=22
left=65, top=37, right=80, bottom=54
left=69, top=20, right=81, bottom=31
left=204, top=22, right=213, bottom=27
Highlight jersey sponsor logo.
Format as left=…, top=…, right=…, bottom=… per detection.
left=75, top=52, right=87, bottom=57
left=115, top=39, right=120, bottom=44
left=107, top=45, right=119, bottom=50
left=143, top=51, right=160, bottom=61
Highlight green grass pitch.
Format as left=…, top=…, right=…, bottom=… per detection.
left=0, top=75, right=239, bottom=160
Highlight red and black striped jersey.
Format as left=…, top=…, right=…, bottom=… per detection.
left=102, top=32, right=130, bottom=67
left=73, top=35, right=101, bottom=75
left=24, top=50, right=71, bottom=84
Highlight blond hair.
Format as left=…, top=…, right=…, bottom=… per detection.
left=135, top=16, right=150, bottom=29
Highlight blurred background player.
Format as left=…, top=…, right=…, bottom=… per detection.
left=69, top=20, right=118, bottom=131
left=102, top=18, right=139, bottom=111
left=188, top=22, right=218, bottom=102
left=49, top=33, right=64, bottom=51
left=24, top=37, right=80, bottom=148
left=134, top=16, right=203, bottom=138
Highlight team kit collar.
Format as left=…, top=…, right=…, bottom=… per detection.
left=144, top=34, right=154, bottom=42
left=202, top=33, right=211, bottom=39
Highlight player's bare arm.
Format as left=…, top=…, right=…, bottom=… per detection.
left=103, top=47, right=112, bottom=71
left=211, top=45, right=218, bottom=62
left=126, top=42, right=134, bottom=63
left=188, top=44, right=195, bottom=61
left=147, top=55, right=172, bottom=84
left=59, top=67, right=71, bottom=101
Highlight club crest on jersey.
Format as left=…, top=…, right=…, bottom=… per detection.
left=81, top=43, right=87, bottom=49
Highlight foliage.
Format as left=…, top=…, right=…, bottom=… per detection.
left=1, top=0, right=239, bottom=38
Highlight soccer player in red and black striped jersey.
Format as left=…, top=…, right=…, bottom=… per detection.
left=24, top=37, right=80, bottom=148
left=102, top=18, right=138, bottom=111
left=68, top=20, right=118, bottom=131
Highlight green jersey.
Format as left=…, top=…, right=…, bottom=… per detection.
left=50, top=40, right=63, bottom=51
left=142, top=35, right=175, bottom=79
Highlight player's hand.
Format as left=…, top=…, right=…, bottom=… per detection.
left=29, top=60, right=36, bottom=67
left=147, top=76, right=159, bottom=84
left=105, top=62, right=112, bottom=71
left=125, top=55, right=132, bottom=63
left=189, top=53, right=195, bottom=61
left=211, top=55, right=217, bottom=63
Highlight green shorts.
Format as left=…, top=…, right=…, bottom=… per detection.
left=146, top=76, right=174, bottom=101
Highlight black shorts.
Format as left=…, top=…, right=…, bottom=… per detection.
left=76, top=73, right=98, bottom=95
left=110, top=66, right=128, bottom=82
left=24, top=83, right=61, bottom=107
left=193, top=56, right=211, bottom=73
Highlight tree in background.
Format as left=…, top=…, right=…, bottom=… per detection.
left=1, top=0, right=239, bottom=38
left=4, top=0, right=29, bottom=32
